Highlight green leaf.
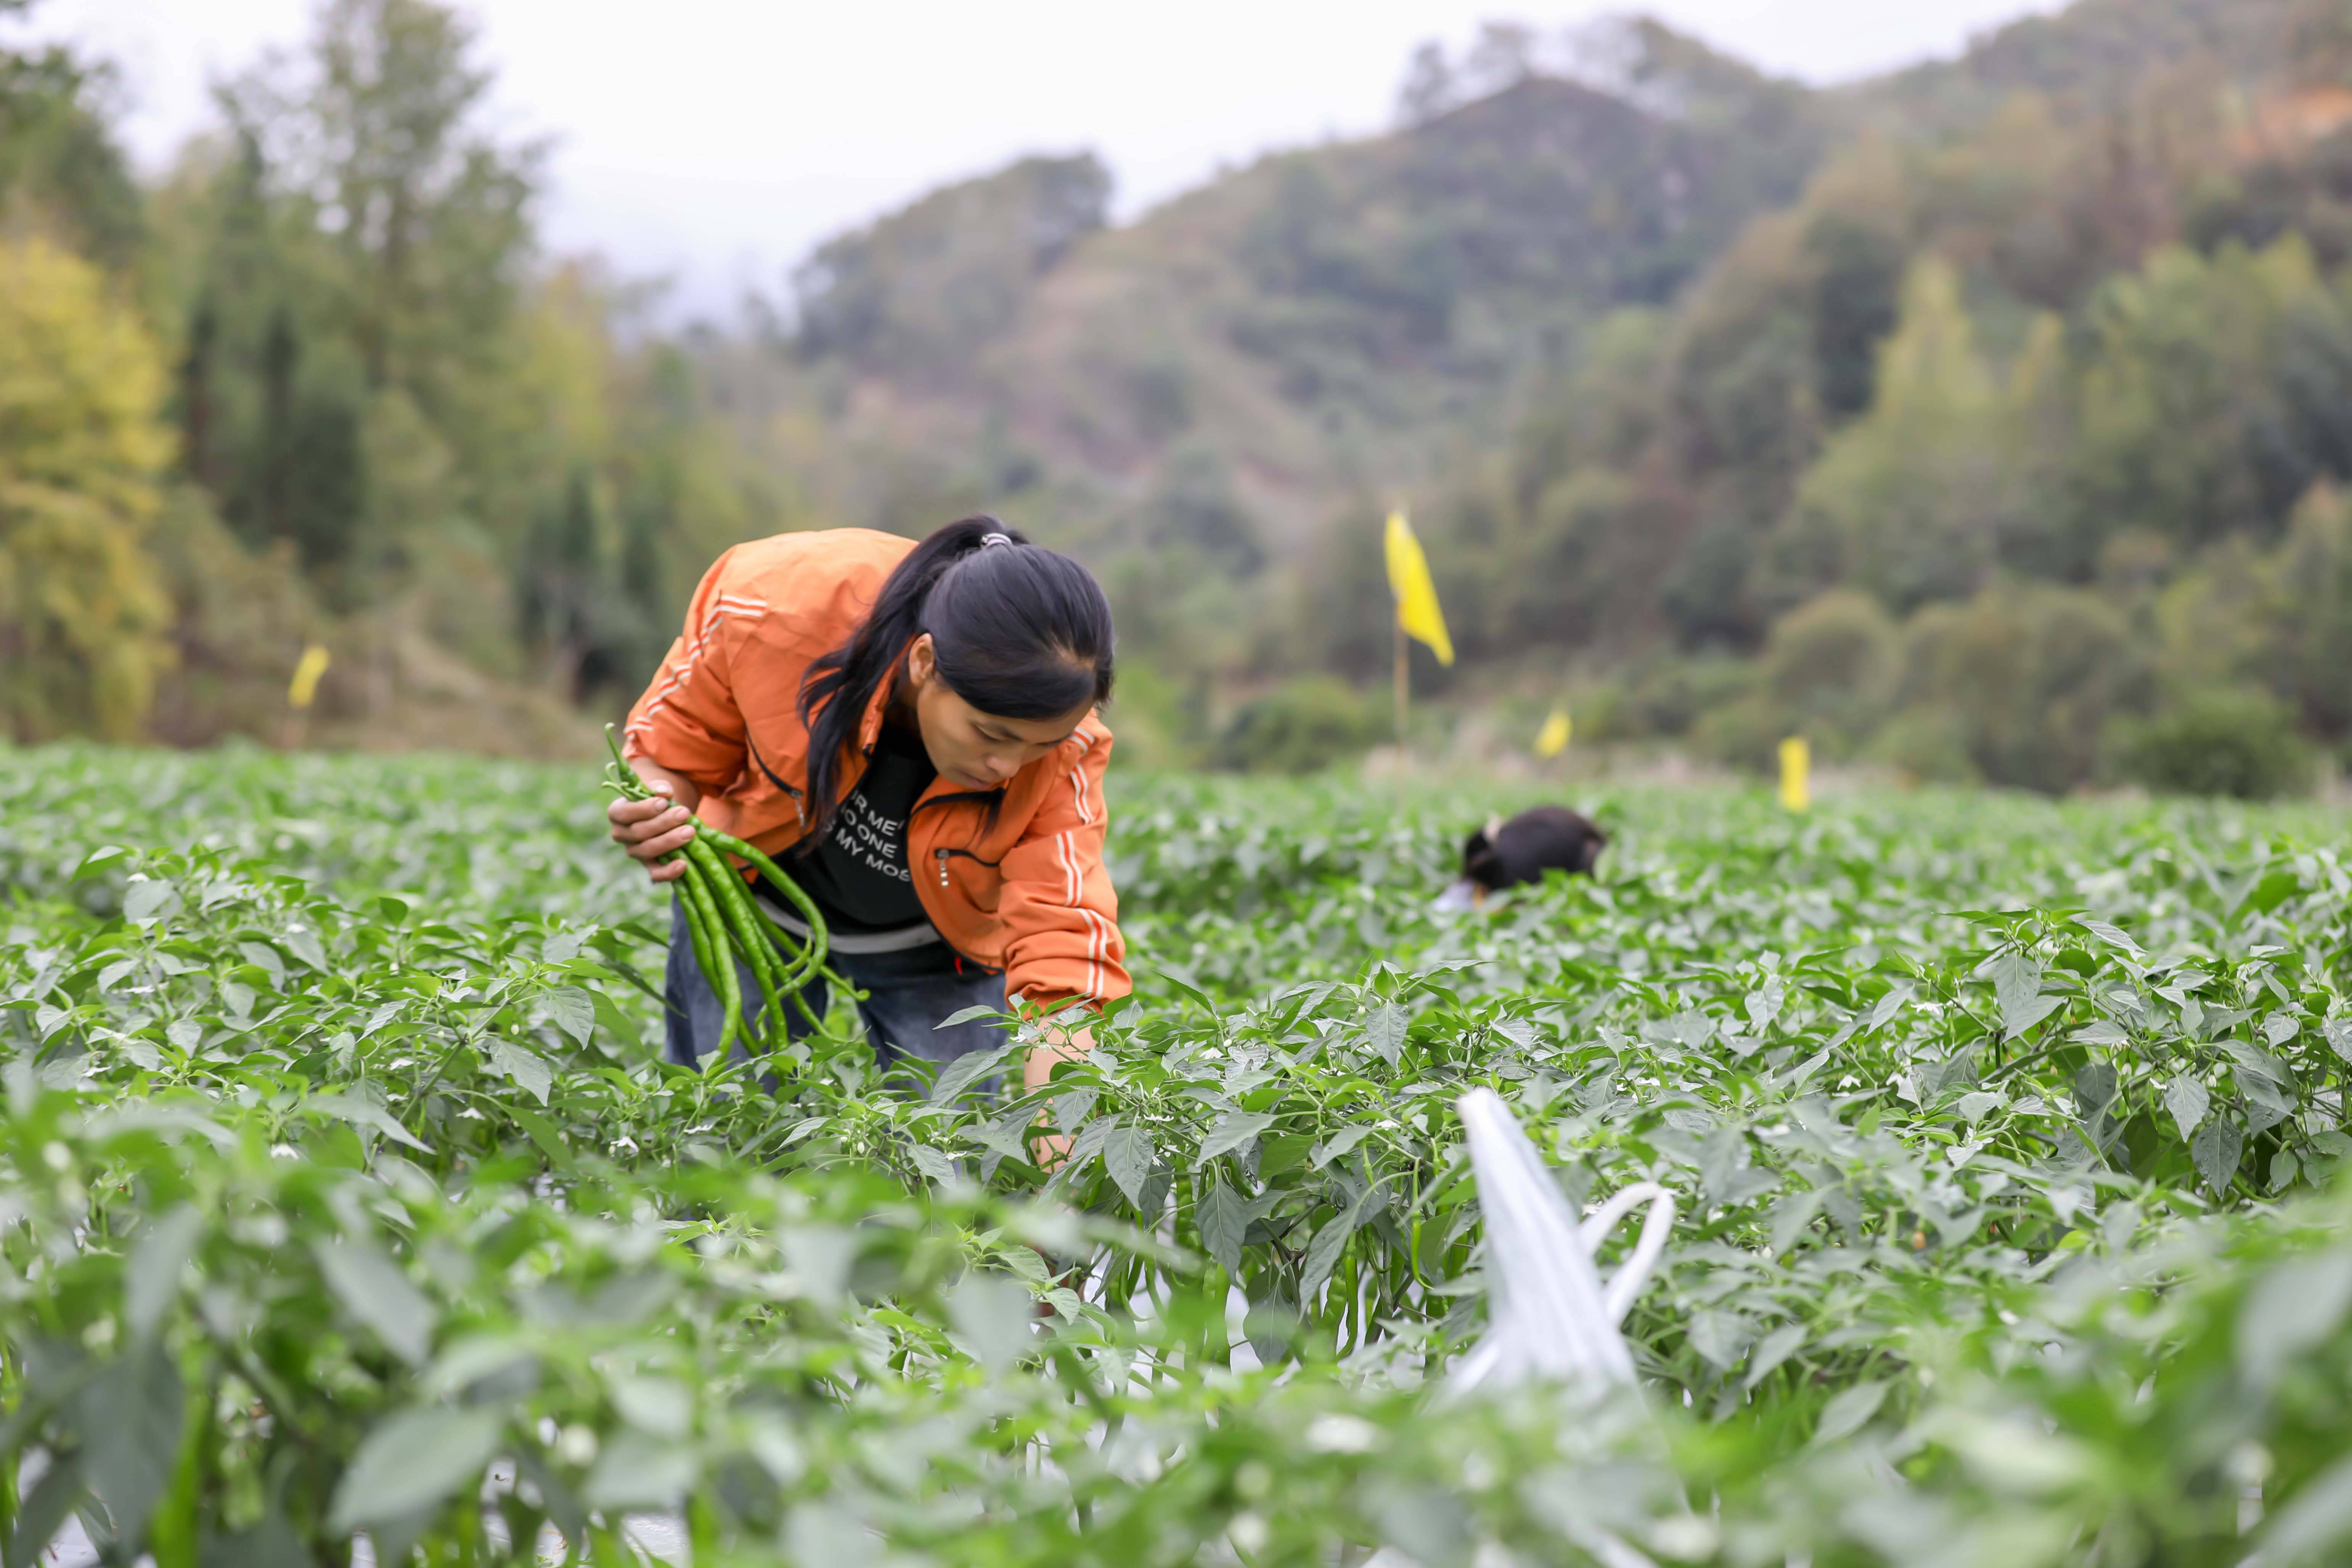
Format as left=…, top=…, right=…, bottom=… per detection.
left=125, top=1206, right=202, bottom=1340
left=1301, top=1184, right=1383, bottom=1303
left=511, top=1451, right=588, bottom=1545
left=948, top=1271, right=1034, bottom=1372
left=1688, top=1310, right=1752, bottom=1370
left=1065, top=1115, right=1115, bottom=1170
left=544, top=985, right=595, bottom=1047
left=281, top=926, right=328, bottom=972
left=122, top=879, right=175, bottom=924
left=1311, top=1125, right=1373, bottom=1170
left=2192, top=1116, right=2243, bottom=1196
left=71, top=845, right=130, bottom=881
left=1743, top=1322, right=1808, bottom=1390
left=328, top=1406, right=502, bottom=1531
left=2248, top=868, right=2302, bottom=915
left=1955, top=1090, right=2005, bottom=1123
left=2004, top=993, right=2063, bottom=1040
left=1197, top=1181, right=1247, bottom=1275
left=506, top=1104, right=575, bottom=1172
left=1152, top=962, right=1221, bottom=1014
left=2238, top=1253, right=2352, bottom=1386
left=610, top=1374, right=694, bottom=1440
left=422, top=1337, right=538, bottom=1402
left=307, top=1092, right=431, bottom=1154
left=2237, top=1066, right=2295, bottom=1125
left=2260, top=1452, right=2352, bottom=1562
left=583, top=1429, right=698, bottom=1512
left=929, top=1042, right=1020, bottom=1105
left=589, top=986, right=637, bottom=1046
left=1362, top=1002, right=1407, bottom=1067
left=1812, top=1380, right=1889, bottom=1445
left=315, top=1239, right=437, bottom=1367
left=1197, top=1109, right=1276, bottom=1165
left=2161, top=1074, right=2209, bottom=1141
left=936, top=1003, right=1002, bottom=1029
left=6, top=1449, right=83, bottom=1568
left=77, top=1342, right=185, bottom=1549
left=1768, top=1189, right=1825, bottom=1255
left=2077, top=919, right=2145, bottom=959
left=487, top=1038, right=551, bottom=1105
left=236, top=940, right=286, bottom=984
left=197, top=1506, right=310, bottom=1568
left=1989, top=952, right=2044, bottom=1036
left=2071, top=1062, right=2117, bottom=1116
left=1103, top=1120, right=1155, bottom=1210
left=1243, top=1294, right=1296, bottom=1366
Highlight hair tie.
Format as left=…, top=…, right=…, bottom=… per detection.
left=979, top=532, right=1013, bottom=549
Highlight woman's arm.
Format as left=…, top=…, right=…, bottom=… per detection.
left=992, top=725, right=1125, bottom=1165
left=613, top=548, right=758, bottom=882
left=1023, top=1021, right=1094, bottom=1091
left=994, top=723, right=1130, bottom=1018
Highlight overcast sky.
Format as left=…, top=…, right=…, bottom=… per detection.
left=8, top=0, right=2061, bottom=319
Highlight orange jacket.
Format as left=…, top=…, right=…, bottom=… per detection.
left=622, top=529, right=1128, bottom=1011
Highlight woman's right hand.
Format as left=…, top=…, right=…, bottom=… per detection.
left=607, top=778, right=700, bottom=884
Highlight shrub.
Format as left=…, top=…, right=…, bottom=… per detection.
left=1608, top=653, right=1757, bottom=739
left=1894, top=583, right=2152, bottom=793
left=2108, top=688, right=2313, bottom=799
left=1213, top=676, right=1384, bottom=774
left=1760, top=588, right=1899, bottom=751
left=1865, top=705, right=1981, bottom=784
left=1690, top=692, right=1793, bottom=776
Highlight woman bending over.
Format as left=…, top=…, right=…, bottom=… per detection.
left=607, top=517, right=1124, bottom=1107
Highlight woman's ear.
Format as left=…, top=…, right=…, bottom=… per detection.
left=904, top=632, right=938, bottom=689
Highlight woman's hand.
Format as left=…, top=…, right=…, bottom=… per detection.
left=606, top=764, right=703, bottom=884
left=1025, top=1022, right=1094, bottom=1170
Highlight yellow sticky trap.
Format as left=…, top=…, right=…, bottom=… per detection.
left=288, top=644, right=331, bottom=710
left=1534, top=709, right=1571, bottom=758
left=1778, top=736, right=1811, bottom=812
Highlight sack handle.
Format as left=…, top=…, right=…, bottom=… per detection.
left=1578, top=1181, right=1676, bottom=1326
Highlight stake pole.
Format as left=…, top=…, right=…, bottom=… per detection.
left=1394, top=618, right=1409, bottom=799
left=1394, top=619, right=1409, bottom=745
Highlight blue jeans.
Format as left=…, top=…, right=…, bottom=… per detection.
left=661, top=898, right=1007, bottom=1079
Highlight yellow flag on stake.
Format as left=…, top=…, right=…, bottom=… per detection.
left=288, top=644, right=331, bottom=710
left=1383, top=510, right=1453, bottom=666
left=1778, top=735, right=1811, bottom=813
left=1534, top=708, right=1571, bottom=758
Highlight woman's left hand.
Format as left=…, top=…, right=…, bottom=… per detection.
left=1025, top=1023, right=1093, bottom=1170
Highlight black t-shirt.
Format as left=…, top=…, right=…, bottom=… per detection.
left=756, top=723, right=936, bottom=933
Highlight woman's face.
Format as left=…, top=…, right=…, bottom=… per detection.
left=903, top=634, right=1094, bottom=792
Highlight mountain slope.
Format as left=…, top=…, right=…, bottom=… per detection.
left=782, top=22, right=1825, bottom=556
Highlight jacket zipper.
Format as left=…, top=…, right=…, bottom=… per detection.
left=914, top=784, right=1004, bottom=885
left=932, top=846, right=1004, bottom=887
left=745, top=737, right=806, bottom=826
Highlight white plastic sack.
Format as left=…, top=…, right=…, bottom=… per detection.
left=1448, top=1086, right=1674, bottom=1393
left=1359, top=1089, right=1676, bottom=1568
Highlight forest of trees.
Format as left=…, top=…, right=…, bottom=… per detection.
left=7, top=0, right=2352, bottom=794
left=0, top=0, right=805, bottom=754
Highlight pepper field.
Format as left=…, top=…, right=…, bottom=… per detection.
left=4, top=747, right=2352, bottom=1566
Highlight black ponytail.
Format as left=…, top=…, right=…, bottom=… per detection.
left=797, top=516, right=1115, bottom=842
